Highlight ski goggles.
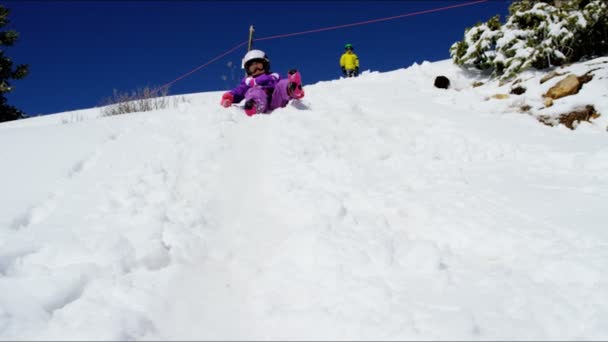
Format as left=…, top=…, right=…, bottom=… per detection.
left=246, top=59, right=266, bottom=74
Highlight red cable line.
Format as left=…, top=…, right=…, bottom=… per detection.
left=255, top=0, right=488, bottom=41
left=153, top=40, right=248, bottom=94
left=154, top=0, right=487, bottom=93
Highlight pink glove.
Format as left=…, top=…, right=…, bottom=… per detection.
left=220, top=92, right=233, bottom=107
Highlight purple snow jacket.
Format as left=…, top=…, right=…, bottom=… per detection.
left=228, top=72, right=292, bottom=113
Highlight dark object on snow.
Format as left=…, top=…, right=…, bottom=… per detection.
left=434, top=76, right=450, bottom=89
left=510, top=85, right=526, bottom=95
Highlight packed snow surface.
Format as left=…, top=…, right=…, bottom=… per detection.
left=1, top=58, right=608, bottom=340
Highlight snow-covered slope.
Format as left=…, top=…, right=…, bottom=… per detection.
left=1, top=58, right=607, bottom=340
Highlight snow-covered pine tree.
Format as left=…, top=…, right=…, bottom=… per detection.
left=450, top=0, right=608, bottom=80
left=450, top=15, right=503, bottom=73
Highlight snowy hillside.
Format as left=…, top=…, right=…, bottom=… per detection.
left=1, top=57, right=608, bottom=340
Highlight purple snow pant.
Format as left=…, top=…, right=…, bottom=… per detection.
left=243, top=79, right=292, bottom=114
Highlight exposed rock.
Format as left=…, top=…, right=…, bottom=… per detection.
left=519, top=104, right=532, bottom=113
left=543, top=97, right=554, bottom=107
left=538, top=105, right=600, bottom=129
left=578, top=72, right=594, bottom=84
left=491, top=94, right=509, bottom=100
left=510, top=86, right=526, bottom=95
left=472, top=81, right=484, bottom=88
left=544, top=74, right=581, bottom=99
left=558, top=105, right=600, bottom=129
left=434, top=76, right=450, bottom=89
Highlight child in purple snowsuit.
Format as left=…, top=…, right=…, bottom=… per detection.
left=220, top=49, right=304, bottom=116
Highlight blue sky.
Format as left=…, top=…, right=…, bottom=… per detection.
left=4, top=1, right=511, bottom=116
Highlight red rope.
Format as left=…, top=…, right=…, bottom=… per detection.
left=155, top=0, right=488, bottom=93
left=255, top=0, right=488, bottom=41
left=153, top=40, right=248, bottom=94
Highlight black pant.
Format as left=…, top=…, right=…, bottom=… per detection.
left=344, top=69, right=358, bottom=78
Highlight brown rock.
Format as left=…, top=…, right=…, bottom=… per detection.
left=578, top=73, right=594, bottom=84
left=558, top=105, right=600, bottom=129
left=544, top=74, right=581, bottom=99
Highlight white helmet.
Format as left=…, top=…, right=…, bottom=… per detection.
left=242, top=49, right=270, bottom=73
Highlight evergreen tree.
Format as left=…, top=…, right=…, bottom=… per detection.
left=450, top=0, right=608, bottom=80
left=0, top=5, right=28, bottom=122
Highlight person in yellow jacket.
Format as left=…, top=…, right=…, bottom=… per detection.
left=340, top=43, right=359, bottom=78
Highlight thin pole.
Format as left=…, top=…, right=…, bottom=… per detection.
left=248, top=25, right=255, bottom=51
